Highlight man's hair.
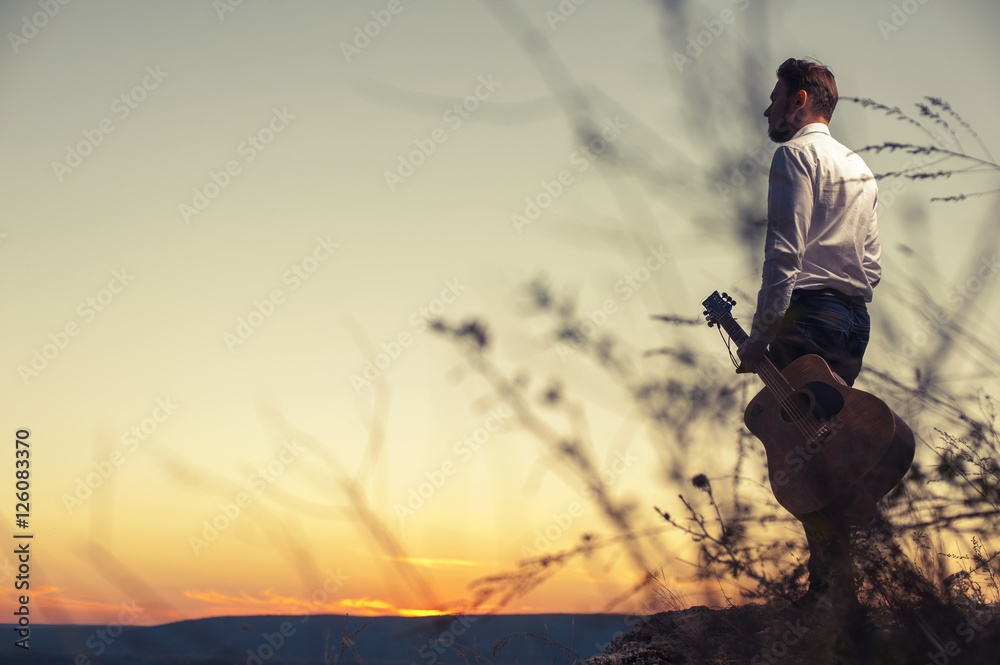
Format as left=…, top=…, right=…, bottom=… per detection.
left=777, top=58, right=838, bottom=120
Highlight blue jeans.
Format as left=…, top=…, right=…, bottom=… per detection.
left=767, top=289, right=871, bottom=387
left=766, top=288, right=873, bottom=597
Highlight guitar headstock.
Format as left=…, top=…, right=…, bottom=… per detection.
left=702, top=291, right=736, bottom=328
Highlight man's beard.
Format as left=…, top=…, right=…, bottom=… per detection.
left=768, top=116, right=795, bottom=143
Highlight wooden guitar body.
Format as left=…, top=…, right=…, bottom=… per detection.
left=700, top=291, right=916, bottom=517
left=744, top=354, right=916, bottom=516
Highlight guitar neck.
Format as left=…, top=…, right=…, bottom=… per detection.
left=716, top=314, right=750, bottom=347
left=701, top=291, right=795, bottom=397
left=716, top=311, right=793, bottom=398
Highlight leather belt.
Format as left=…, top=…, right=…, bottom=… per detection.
left=791, top=287, right=864, bottom=305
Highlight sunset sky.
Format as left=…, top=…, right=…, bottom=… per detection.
left=2, top=0, right=998, bottom=627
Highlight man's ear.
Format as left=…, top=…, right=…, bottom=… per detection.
left=795, top=89, right=809, bottom=112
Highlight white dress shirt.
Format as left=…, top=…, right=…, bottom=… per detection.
left=750, top=122, right=881, bottom=341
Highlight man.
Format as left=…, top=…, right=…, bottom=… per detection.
left=736, top=58, right=881, bottom=608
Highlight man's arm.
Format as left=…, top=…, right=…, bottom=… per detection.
left=862, top=196, right=882, bottom=292
left=738, top=145, right=814, bottom=371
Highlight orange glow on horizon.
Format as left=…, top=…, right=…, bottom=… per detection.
left=179, top=589, right=461, bottom=620
left=385, top=556, right=481, bottom=569
left=13, top=572, right=758, bottom=626
left=337, top=598, right=452, bottom=617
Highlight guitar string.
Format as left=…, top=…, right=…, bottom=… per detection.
left=709, top=300, right=825, bottom=440
left=711, top=302, right=834, bottom=504
left=719, top=323, right=818, bottom=439
left=719, top=312, right=825, bottom=441
left=755, top=361, right=818, bottom=438
left=715, top=314, right=815, bottom=433
left=757, top=361, right=825, bottom=439
left=759, top=355, right=834, bottom=444
left=730, top=339, right=818, bottom=439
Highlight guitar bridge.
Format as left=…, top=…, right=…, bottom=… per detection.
left=806, top=417, right=842, bottom=448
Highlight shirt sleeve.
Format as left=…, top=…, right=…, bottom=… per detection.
left=750, top=145, right=813, bottom=342
left=862, top=195, right=882, bottom=291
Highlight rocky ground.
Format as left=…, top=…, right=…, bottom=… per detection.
left=580, top=600, right=999, bottom=665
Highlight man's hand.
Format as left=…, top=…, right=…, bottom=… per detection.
left=736, top=337, right=769, bottom=374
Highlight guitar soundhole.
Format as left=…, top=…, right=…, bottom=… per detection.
left=778, top=391, right=812, bottom=423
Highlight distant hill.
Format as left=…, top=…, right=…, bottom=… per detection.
left=0, top=613, right=631, bottom=664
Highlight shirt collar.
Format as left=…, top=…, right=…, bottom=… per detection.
left=791, top=122, right=831, bottom=140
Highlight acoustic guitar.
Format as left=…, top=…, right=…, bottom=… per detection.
left=702, top=291, right=915, bottom=516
